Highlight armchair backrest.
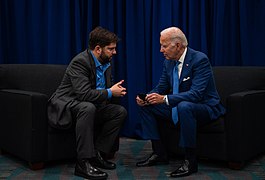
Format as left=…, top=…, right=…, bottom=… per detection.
left=213, top=66, right=265, bottom=106
left=0, top=64, right=67, bottom=98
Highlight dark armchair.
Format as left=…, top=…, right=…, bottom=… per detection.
left=0, top=64, right=119, bottom=169
left=160, top=66, right=265, bottom=169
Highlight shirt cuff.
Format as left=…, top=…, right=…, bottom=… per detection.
left=107, top=89, right=112, bottom=99
left=163, top=95, right=169, bottom=105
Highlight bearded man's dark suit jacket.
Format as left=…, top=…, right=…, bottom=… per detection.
left=136, top=47, right=225, bottom=149
left=47, top=49, right=126, bottom=159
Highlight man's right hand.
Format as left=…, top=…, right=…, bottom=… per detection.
left=136, top=96, right=149, bottom=106
left=110, top=80, right=127, bottom=97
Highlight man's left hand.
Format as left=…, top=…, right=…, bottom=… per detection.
left=145, top=93, right=164, bottom=105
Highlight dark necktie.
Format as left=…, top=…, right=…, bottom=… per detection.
left=172, top=61, right=180, bottom=124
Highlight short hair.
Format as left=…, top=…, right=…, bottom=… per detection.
left=161, top=27, right=188, bottom=47
left=88, top=26, right=119, bottom=50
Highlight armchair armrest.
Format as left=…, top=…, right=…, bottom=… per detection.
left=225, top=90, right=265, bottom=162
left=0, top=89, right=48, bottom=163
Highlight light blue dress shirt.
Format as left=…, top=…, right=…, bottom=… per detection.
left=91, top=51, right=112, bottom=99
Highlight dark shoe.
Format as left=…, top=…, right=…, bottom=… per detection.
left=90, top=150, right=116, bottom=170
left=136, top=152, right=169, bottom=167
left=170, top=159, right=198, bottom=178
left=74, top=159, right=108, bottom=180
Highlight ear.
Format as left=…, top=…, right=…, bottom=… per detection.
left=95, top=45, right=102, bottom=54
left=176, top=42, right=181, bottom=48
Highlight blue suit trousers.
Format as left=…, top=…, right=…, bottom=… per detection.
left=136, top=101, right=212, bottom=148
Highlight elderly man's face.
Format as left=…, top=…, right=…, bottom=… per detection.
left=160, top=35, right=182, bottom=60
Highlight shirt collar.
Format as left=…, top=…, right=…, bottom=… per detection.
left=90, top=50, right=102, bottom=68
left=178, top=47, right=187, bottom=64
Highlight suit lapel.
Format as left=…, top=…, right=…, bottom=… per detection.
left=86, top=50, right=97, bottom=87
left=179, top=48, right=192, bottom=84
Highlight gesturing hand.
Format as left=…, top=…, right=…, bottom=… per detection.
left=110, top=80, right=127, bottom=97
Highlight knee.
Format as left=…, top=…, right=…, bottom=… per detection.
left=117, top=106, right=127, bottom=120
left=178, top=101, right=194, bottom=113
left=111, top=105, right=127, bottom=126
left=118, top=106, right=127, bottom=125
left=79, top=102, right=96, bottom=116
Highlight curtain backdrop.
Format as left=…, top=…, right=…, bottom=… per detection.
left=1, top=0, right=265, bottom=137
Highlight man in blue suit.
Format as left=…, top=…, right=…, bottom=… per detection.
left=135, top=27, right=225, bottom=177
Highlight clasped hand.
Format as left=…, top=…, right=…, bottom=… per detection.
left=136, top=93, right=164, bottom=106
left=110, top=80, right=127, bottom=97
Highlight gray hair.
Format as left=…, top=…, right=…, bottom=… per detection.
left=160, top=27, right=188, bottom=47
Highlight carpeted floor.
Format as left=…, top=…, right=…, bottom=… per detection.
left=1, top=138, right=265, bottom=179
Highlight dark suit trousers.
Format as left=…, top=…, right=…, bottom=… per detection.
left=136, top=101, right=212, bottom=150
left=71, top=101, right=127, bottom=159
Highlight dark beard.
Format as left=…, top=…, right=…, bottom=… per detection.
left=99, top=53, right=111, bottom=64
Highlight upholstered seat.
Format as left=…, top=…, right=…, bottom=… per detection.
left=0, top=64, right=119, bottom=169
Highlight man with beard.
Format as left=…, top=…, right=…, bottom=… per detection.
left=47, top=26, right=127, bottom=179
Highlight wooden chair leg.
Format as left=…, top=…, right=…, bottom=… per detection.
left=228, top=161, right=245, bottom=170
left=29, top=162, right=45, bottom=170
